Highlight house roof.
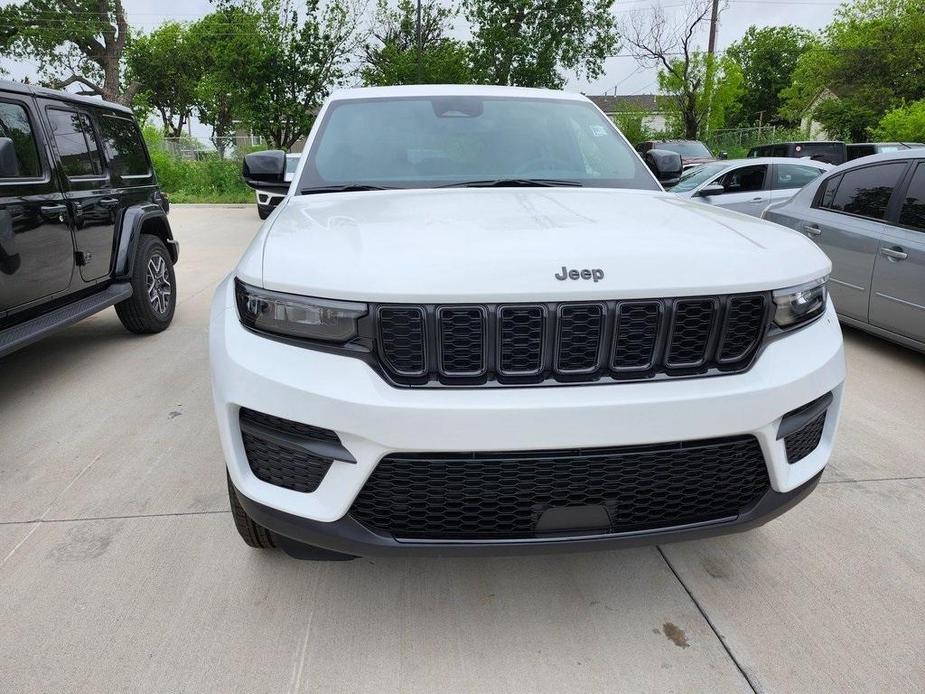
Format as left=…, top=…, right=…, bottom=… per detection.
left=586, top=94, right=668, bottom=113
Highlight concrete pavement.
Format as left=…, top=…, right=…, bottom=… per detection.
left=1, top=205, right=923, bottom=693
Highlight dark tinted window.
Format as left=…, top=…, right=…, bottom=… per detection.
left=821, top=162, right=906, bottom=219
left=773, top=163, right=823, bottom=190
left=794, top=142, right=843, bottom=164
left=98, top=114, right=149, bottom=177
left=819, top=174, right=841, bottom=208
left=847, top=145, right=875, bottom=161
left=47, top=109, right=103, bottom=177
left=0, top=101, right=41, bottom=178
left=899, top=163, right=925, bottom=231
left=713, top=164, right=766, bottom=194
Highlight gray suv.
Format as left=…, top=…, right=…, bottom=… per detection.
left=764, top=150, right=925, bottom=352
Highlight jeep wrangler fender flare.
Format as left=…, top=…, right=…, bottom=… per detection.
left=114, top=204, right=179, bottom=279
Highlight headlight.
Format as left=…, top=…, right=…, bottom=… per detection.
left=773, top=277, right=827, bottom=329
left=235, top=279, right=367, bottom=342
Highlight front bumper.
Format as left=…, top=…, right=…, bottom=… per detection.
left=210, top=275, right=846, bottom=549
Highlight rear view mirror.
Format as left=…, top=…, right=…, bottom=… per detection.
left=0, top=137, right=20, bottom=178
left=644, top=149, right=683, bottom=187
left=242, top=150, right=288, bottom=194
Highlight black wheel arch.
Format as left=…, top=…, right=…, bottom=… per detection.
left=113, top=204, right=179, bottom=280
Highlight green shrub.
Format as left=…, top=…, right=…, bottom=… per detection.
left=874, top=100, right=925, bottom=142
left=143, top=126, right=253, bottom=204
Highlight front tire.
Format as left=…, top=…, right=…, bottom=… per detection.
left=227, top=473, right=276, bottom=549
left=115, top=234, right=176, bottom=334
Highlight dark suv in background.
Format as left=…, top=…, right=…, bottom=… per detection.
left=0, top=80, right=178, bottom=357
left=747, top=141, right=847, bottom=165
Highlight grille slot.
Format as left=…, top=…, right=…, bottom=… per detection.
left=378, top=306, right=426, bottom=377
left=612, top=301, right=661, bottom=371
left=665, top=299, right=718, bottom=368
left=498, top=306, right=545, bottom=376
left=438, top=306, right=487, bottom=377
left=785, top=412, right=827, bottom=464
left=350, top=436, right=770, bottom=540
left=718, top=295, right=767, bottom=363
left=556, top=304, right=604, bottom=374
left=374, top=293, right=768, bottom=386
left=239, top=408, right=337, bottom=493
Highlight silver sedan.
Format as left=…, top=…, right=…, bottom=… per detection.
left=669, top=157, right=830, bottom=217
left=764, top=149, right=925, bottom=352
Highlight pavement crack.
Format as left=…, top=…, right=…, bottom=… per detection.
left=0, top=509, right=230, bottom=526
left=657, top=546, right=760, bottom=694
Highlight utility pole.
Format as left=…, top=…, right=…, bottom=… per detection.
left=416, top=0, right=423, bottom=83
left=707, top=0, right=720, bottom=56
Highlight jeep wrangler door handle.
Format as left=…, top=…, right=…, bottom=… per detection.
left=39, top=203, right=67, bottom=218
left=98, top=197, right=121, bottom=208
left=880, top=246, right=907, bottom=261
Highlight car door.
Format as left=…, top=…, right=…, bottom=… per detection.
left=703, top=163, right=769, bottom=215
left=769, top=162, right=825, bottom=206
left=869, top=161, right=925, bottom=343
left=0, top=95, right=74, bottom=315
left=798, top=161, right=909, bottom=322
left=43, top=104, right=117, bottom=283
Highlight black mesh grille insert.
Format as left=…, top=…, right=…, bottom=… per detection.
left=613, top=302, right=661, bottom=370
left=785, top=412, right=826, bottom=464
left=378, top=307, right=426, bottom=376
left=666, top=299, right=717, bottom=368
left=350, top=436, right=770, bottom=540
left=499, top=306, right=545, bottom=375
left=556, top=304, right=604, bottom=373
left=719, top=295, right=767, bottom=363
left=239, top=409, right=336, bottom=493
left=438, top=307, right=486, bottom=376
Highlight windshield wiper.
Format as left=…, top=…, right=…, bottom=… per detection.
left=300, top=184, right=394, bottom=195
left=438, top=178, right=583, bottom=189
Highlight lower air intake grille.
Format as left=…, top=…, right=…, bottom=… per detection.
left=785, top=412, right=827, bottom=464
left=239, top=408, right=337, bottom=493
left=350, top=436, right=770, bottom=540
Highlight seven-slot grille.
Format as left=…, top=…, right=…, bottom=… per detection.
left=375, top=294, right=769, bottom=386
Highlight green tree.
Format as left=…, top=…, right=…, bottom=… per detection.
left=215, top=0, right=366, bottom=150
left=465, top=0, right=619, bottom=89
left=625, top=1, right=741, bottom=139
left=127, top=22, right=199, bottom=137
left=0, top=0, right=137, bottom=104
left=874, top=100, right=925, bottom=141
left=187, top=8, right=264, bottom=154
left=362, top=0, right=472, bottom=86
left=781, top=0, right=925, bottom=137
left=725, top=25, right=816, bottom=127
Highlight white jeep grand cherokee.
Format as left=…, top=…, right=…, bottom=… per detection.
left=210, top=85, right=845, bottom=559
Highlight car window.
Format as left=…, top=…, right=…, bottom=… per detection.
left=97, top=114, right=150, bottom=178
left=669, top=162, right=726, bottom=192
left=712, top=164, right=766, bottom=194
left=0, top=100, right=42, bottom=178
left=47, top=109, right=103, bottom=177
left=899, top=163, right=925, bottom=231
left=305, top=96, right=658, bottom=191
left=771, top=146, right=787, bottom=157
left=818, top=162, right=907, bottom=220
left=773, top=164, right=823, bottom=191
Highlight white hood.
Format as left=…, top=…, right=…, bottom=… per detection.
left=246, top=187, right=831, bottom=302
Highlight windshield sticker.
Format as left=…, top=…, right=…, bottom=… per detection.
left=590, top=125, right=607, bottom=137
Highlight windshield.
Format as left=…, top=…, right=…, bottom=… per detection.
left=669, top=162, right=727, bottom=192
left=299, top=96, right=658, bottom=192
left=656, top=141, right=712, bottom=158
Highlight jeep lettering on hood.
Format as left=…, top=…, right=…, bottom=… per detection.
left=556, top=266, right=604, bottom=282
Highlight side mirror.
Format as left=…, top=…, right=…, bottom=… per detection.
left=719, top=151, right=728, bottom=160
left=696, top=183, right=725, bottom=197
left=644, top=149, right=683, bottom=186
left=242, top=150, right=288, bottom=194
left=0, top=137, right=20, bottom=178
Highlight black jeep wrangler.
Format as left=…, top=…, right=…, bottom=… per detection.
left=0, top=80, right=177, bottom=357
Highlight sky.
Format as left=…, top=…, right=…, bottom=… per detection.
left=1, top=0, right=844, bottom=140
